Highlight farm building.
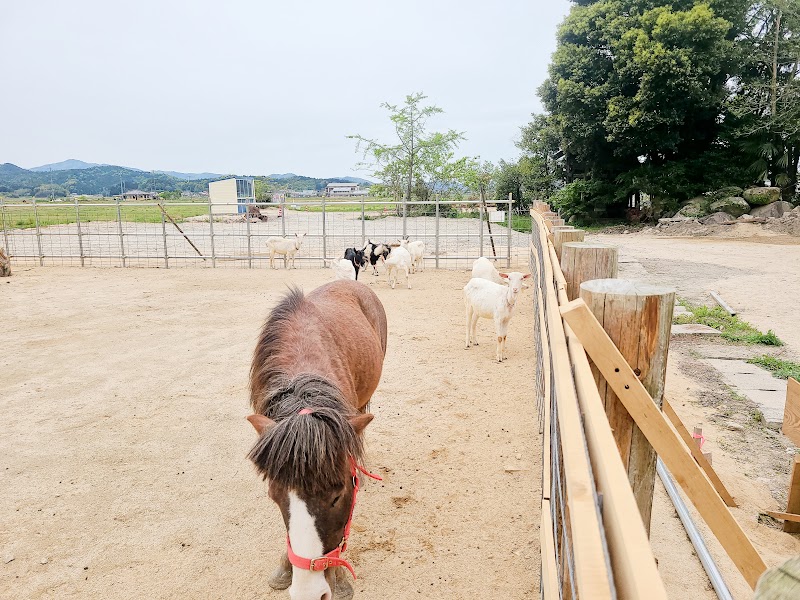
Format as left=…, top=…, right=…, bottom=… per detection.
left=116, top=189, right=158, bottom=201
left=209, top=177, right=255, bottom=215
left=325, top=182, right=368, bottom=197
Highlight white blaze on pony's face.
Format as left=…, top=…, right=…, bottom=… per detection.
left=287, top=491, right=332, bottom=600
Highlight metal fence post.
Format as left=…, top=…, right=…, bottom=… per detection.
left=280, top=195, right=286, bottom=237
left=322, top=195, right=327, bottom=262
left=479, top=201, right=484, bottom=258
left=160, top=208, right=169, bottom=268
left=246, top=210, right=252, bottom=269
left=75, top=198, right=84, bottom=267
left=435, top=197, right=440, bottom=269
left=207, top=198, right=216, bottom=267
left=1, top=198, right=10, bottom=256
left=361, top=196, right=365, bottom=247
left=402, top=197, right=407, bottom=238
left=33, top=198, right=44, bottom=266
left=115, top=197, right=126, bottom=267
left=507, top=194, right=513, bottom=268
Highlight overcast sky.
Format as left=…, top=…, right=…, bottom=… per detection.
left=0, top=0, right=570, bottom=178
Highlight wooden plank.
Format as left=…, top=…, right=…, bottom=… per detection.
left=784, top=456, right=800, bottom=534
left=662, top=398, right=737, bottom=507
left=710, top=290, right=736, bottom=316
left=540, top=499, right=559, bottom=599
left=782, top=378, right=800, bottom=447
left=542, top=237, right=667, bottom=599
left=764, top=510, right=800, bottom=523
left=538, top=225, right=615, bottom=599
left=560, top=298, right=768, bottom=589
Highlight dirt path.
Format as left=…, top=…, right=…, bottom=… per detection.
left=0, top=266, right=539, bottom=599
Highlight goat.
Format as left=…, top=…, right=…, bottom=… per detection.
left=324, top=258, right=356, bottom=280
left=343, top=247, right=366, bottom=280
left=362, top=240, right=390, bottom=276
left=381, top=245, right=412, bottom=289
left=265, top=233, right=306, bottom=269
left=471, top=256, right=506, bottom=285
left=401, top=238, right=425, bottom=273
left=463, top=271, right=531, bottom=362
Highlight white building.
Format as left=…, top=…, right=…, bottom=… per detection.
left=325, top=182, right=367, bottom=197
left=208, top=177, right=255, bottom=215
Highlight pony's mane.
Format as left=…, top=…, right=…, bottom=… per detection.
left=247, top=374, right=364, bottom=494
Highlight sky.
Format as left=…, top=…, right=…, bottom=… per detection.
left=0, top=0, right=570, bottom=179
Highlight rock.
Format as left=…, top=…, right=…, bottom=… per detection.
left=743, top=187, right=782, bottom=206
left=750, top=200, right=793, bottom=218
left=3, top=555, right=14, bottom=564
left=709, top=197, right=750, bottom=217
left=700, top=211, right=736, bottom=225
left=725, top=422, right=744, bottom=432
left=675, top=198, right=709, bottom=218
left=40, top=558, right=48, bottom=565
left=793, top=206, right=800, bottom=214
left=710, top=186, right=744, bottom=200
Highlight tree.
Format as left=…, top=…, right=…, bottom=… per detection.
left=349, top=93, right=465, bottom=209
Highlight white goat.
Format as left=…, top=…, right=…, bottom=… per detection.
left=324, top=258, right=356, bottom=280
left=265, top=233, right=306, bottom=269
left=464, top=272, right=531, bottom=362
left=401, top=239, right=425, bottom=273
left=471, top=256, right=506, bottom=285
left=381, top=245, right=412, bottom=289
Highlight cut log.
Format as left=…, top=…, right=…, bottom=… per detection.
left=784, top=456, right=800, bottom=534
left=782, top=378, right=800, bottom=447
left=554, top=229, right=585, bottom=261
left=560, top=242, right=618, bottom=301
left=754, top=556, right=800, bottom=599
left=579, top=279, right=675, bottom=534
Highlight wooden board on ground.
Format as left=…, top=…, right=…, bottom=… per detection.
left=782, top=378, right=800, bottom=447
left=662, top=398, right=737, bottom=507
left=784, top=456, right=800, bottom=534
left=561, top=298, right=767, bottom=589
left=764, top=510, right=800, bottom=523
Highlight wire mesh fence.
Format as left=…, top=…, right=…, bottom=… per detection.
left=1, top=197, right=530, bottom=270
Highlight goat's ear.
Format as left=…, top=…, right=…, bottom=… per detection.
left=499, top=272, right=509, bottom=279
left=247, top=414, right=276, bottom=435
left=522, top=273, right=531, bottom=279
left=348, top=413, right=374, bottom=434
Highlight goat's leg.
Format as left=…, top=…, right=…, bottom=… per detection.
left=269, top=249, right=275, bottom=269
left=404, top=265, right=411, bottom=289
left=268, top=552, right=292, bottom=590
left=465, top=305, right=472, bottom=348
left=470, top=313, right=480, bottom=346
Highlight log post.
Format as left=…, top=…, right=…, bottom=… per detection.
left=545, top=218, right=565, bottom=231
left=554, top=229, right=585, bottom=261
left=579, top=279, right=675, bottom=534
left=560, top=242, right=618, bottom=301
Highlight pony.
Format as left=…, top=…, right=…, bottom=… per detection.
left=246, top=280, right=387, bottom=600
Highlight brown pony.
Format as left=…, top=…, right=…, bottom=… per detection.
left=246, top=280, right=387, bottom=600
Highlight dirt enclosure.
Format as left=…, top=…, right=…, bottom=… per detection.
left=1, top=267, right=540, bottom=599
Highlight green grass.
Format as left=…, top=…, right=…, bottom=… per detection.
left=674, top=302, right=784, bottom=345
left=747, top=355, right=800, bottom=380
left=510, top=214, right=532, bottom=233
left=291, top=198, right=398, bottom=213
left=1, top=199, right=208, bottom=229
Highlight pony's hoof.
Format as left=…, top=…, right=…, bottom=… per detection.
left=268, top=566, right=292, bottom=590
left=334, top=572, right=354, bottom=600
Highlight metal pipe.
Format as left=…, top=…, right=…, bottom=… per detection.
left=160, top=209, right=169, bottom=268
left=361, top=196, right=365, bottom=247
left=33, top=198, right=44, bottom=266
left=75, top=199, right=84, bottom=267
left=1, top=199, right=10, bottom=256
left=322, top=195, right=327, bottom=261
left=435, top=197, right=440, bottom=269
left=115, top=197, right=126, bottom=267
left=507, top=194, right=513, bottom=268
left=657, top=458, right=734, bottom=600
left=246, top=210, right=252, bottom=269
left=207, top=198, right=216, bottom=267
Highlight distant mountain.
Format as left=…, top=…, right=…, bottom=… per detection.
left=30, top=159, right=102, bottom=172
left=0, top=163, right=28, bottom=175
left=332, top=176, right=372, bottom=185
left=156, top=170, right=224, bottom=181
left=269, top=173, right=299, bottom=180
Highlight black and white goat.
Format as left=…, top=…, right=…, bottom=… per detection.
left=362, top=240, right=390, bottom=276
left=343, top=247, right=367, bottom=280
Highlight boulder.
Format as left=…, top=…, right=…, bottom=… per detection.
left=743, top=187, right=782, bottom=206
left=709, top=196, right=750, bottom=217
left=700, top=211, right=736, bottom=225
left=675, top=197, right=709, bottom=218
left=750, top=200, right=793, bottom=219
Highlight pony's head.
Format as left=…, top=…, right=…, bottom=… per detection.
left=247, top=375, right=373, bottom=600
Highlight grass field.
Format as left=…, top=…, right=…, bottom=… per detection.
left=1, top=198, right=208, bottom=229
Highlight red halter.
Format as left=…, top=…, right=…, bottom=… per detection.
left=285, top=418, right=382, bottom=580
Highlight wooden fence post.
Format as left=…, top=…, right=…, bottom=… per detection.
left=560, top=242, right=618, bottom=301
left=579, top=279, right=675, bottom=534
left=554, top=229, right=585, bottom=261
left=784, top=456, right=800, bottom=534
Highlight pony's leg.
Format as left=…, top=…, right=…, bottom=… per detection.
left=268, top=552, right=292, bottom=590
left=333, top=566, right=355, bottom=600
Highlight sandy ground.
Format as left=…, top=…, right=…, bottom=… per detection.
left=598, top=232, right=800, bottom=599
left=0, top=266, right=540, bottom=599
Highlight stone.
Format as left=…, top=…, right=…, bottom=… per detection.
left=700, top=211, right=736, bottom=225
left=675, top=197, right=709, bottom=218
left=671, top=324, right=723, bottom=336
left=725, top=422, right=745, bottom=432
left=40, top=558, right=48, bottom=565
left=743, top=187, right=782, bottom=206
left=709, top=197, right=750, bottom=217
left=750, top=201, right=793, bottom=218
